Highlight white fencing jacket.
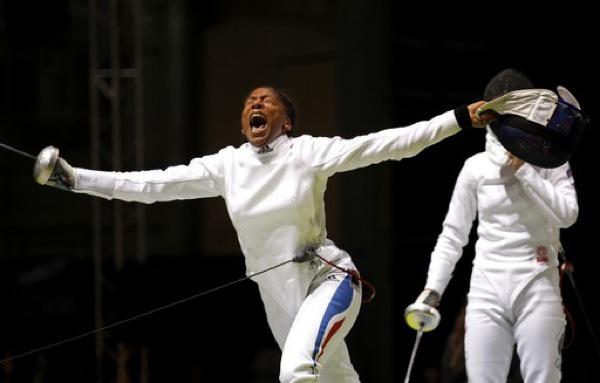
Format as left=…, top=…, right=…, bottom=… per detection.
left=425, top=129, right=578, bottom=303
left=74, top=110, right=462, bottom=323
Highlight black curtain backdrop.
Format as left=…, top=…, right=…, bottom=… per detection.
left=0, top=1, right=597, bottom=382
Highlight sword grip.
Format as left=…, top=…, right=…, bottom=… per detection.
left=404, top=302, right=441, bottom=332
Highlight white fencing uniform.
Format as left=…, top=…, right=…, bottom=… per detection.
left=425, top=130, right=578, bottom=383
left=73, top=110, right=463, bottom=382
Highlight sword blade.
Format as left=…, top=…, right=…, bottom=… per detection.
left=403, top=328, right=424, bottom=383
left=0, top=141, right=36, bottom=160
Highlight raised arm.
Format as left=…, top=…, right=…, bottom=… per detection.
left=513, top=162, right=579, bottom=228
left=305, top=102, right=489, bottom=177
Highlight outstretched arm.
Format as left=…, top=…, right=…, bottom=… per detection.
left=37, top=149, right=224, bottom=203
left=306, top=102, right=491, bottom=177
left=74, top=158, right=223, bottom=203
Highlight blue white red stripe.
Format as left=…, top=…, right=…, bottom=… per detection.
left=311, top=275, right=354, bottom=365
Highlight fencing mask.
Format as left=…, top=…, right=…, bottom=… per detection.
left=477, top=69, right=588, bottom=168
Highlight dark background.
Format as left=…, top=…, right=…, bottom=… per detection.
left=0, top=1, right=598, bottom=382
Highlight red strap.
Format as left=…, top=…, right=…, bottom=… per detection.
left=313, top=253, right=377, bottom=304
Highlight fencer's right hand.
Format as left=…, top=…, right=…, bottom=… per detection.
left=414, top=288, right=441, bottom=308
left=506, top=152, right=525, bottom=171
left=405, top=288, right=442, bottom=331
left=34, top=146, right=75, bottom=190
left=47, top=157, right=75, bottom=191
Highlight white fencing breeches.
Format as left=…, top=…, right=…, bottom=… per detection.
left=279, top=272, right=362, bottom=383
left=465, top=267, right=566, bottom=383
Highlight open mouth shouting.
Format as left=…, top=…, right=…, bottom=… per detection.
left=244, top=111, right=271, bottom=146
left=241, top=87, right=292, bottom=147
left=250, top=112, right=267, bottom=133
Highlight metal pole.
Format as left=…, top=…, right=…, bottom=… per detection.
left=109, top=0, right=124, bottom=271
left=88, top=0, right=104, bottom=381
left=132, top=0, right=146, bottom=265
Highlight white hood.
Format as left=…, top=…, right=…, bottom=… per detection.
left=485, top=126, right=509, bottom=167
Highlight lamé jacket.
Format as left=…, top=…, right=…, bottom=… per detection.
left=73, top=110, right=464, bottom=340
left=425, top=129, right=578, bottom=305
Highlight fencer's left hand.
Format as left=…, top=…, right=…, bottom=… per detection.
left=468, top=101, right=495, bottom=128
left=506, top=152, right=524, bottom=171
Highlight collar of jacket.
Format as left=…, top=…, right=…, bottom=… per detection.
left=248, top=134, right=290, bottom=156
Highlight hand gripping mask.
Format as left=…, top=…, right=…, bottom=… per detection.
left=477, top=70, right=588, bottom=168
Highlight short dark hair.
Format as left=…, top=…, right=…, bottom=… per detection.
left=484, top=69, right=533, bottom=101
left=269, top=87, right=296, bottom=128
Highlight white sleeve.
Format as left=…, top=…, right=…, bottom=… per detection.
left=304, top=110, right=461, bottom=177
left=425, top=159, right=478, bottom=295
left=73, top=152, right=224, bottom=203
left=514, top=162, right=578, bottom=228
